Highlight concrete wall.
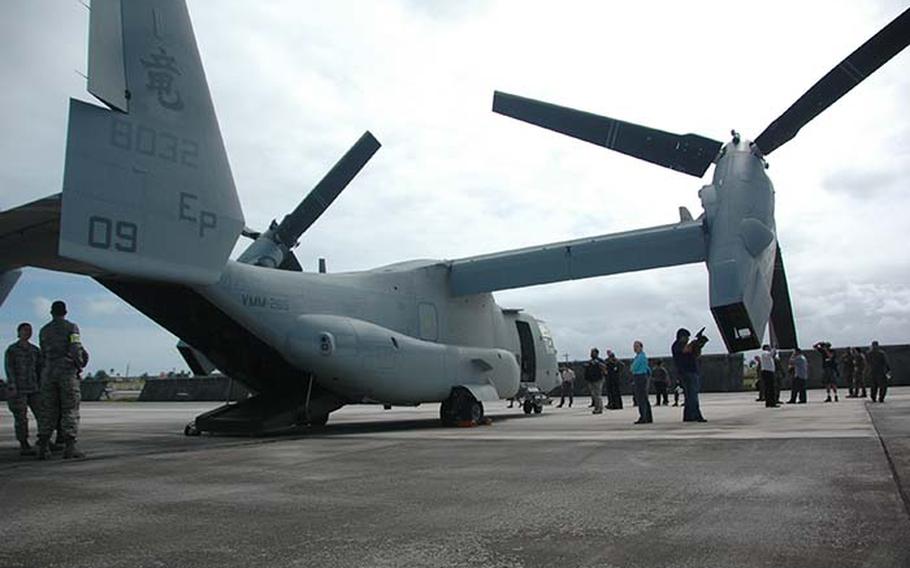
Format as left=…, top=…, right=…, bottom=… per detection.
left=138, top=376, right=252, bottom=402
left=80, top=380, right=109, bottom=401
left=776, top=344, right=910, bottom=389
left=552, top=353, right=745, bottom=396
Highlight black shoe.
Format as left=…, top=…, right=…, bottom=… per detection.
left=36, top=438, right=49, bottom=461
left=63, top=441, right=85, bottom=460
left=634, top=419, right=648, bottom=424
left=696, top=418, right=708, bottom=422
left=19, top=441, right=36, bottom=456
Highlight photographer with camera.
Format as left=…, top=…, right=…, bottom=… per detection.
left=813, top=341, right=839, bottom=403
left=583, top=348, right=606, bottom=414
left=671, top=327, right=708, bottom=423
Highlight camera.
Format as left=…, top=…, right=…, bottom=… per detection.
left=693, top=326, right=709, bottom=348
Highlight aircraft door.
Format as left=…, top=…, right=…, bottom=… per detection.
left=515, top=320, right=536, bottom=382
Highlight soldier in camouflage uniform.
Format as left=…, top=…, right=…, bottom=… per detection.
left=4, top=322, right=43, bottom=455
left=37, top=301, right=87, bottom=460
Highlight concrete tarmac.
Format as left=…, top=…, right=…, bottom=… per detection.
left=1, top=389, right=908, bottom=567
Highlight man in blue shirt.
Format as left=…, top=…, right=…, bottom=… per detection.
left=671, top=328, right=707, bottom=423
left=631, top=341, right=652, bottom=424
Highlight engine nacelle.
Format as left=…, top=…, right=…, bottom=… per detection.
left=701, top=140, right=777, bottom=351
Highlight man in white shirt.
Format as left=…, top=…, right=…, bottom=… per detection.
left=557, top=365, right=575, bottom=408
left=759, top=345, right=779, bottom=408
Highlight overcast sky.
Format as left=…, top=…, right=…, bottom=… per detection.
left=1, top=0, right=908, bottom=375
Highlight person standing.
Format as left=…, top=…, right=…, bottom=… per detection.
left=867, top=341, right=891, bottom=403
left=853, top=347, right=868, bottom=399
left=753, top=356, right=765, bottom=402
left=759, top=345, right=779, bottom=408
left=786, top=347, right=808, bottom=404
left=672, top=375, right=684, bottom=407
left=37, top=301, right=88, bottom=460
left=671, top=328, right=707, bottom=423
left=842, top=349, right=856, bottom=398
left=652, top=360, right=670, bottom=406
left=814, top=342, right=839, bottom=403
left=557, top=364, right=575, bottom=408
left=583, top=348, right=606, bottom=414
left=4, top=323, right=43, bottom=456
left=604, top=350, right=624, bottom=410
left=631, top=341, right=652, bottom=424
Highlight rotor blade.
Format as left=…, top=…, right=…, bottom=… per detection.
left=492, top=91, right=722, bottom=177
left=769, top=244, right=798, bottom=349
left=276, top=131, right=381, bottom=246
left=754, top=7, right=910, bottom=155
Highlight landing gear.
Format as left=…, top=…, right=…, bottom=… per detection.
left=440, top=389, right=484, bottom=426
left=518, top=385, right=546, bottom=415
left=307, top=414, right=329, bottom=427
left=184, top=421, right=201, bottom=437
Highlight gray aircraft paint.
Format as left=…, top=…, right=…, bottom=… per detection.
left=198, top=259, right=557, bottom=403
left=0, top=1, right=906, bottom=430
left=59, top=0, right=244, bottom=285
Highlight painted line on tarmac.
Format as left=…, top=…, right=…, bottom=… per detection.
left=866, top=401, right=910, bottom=520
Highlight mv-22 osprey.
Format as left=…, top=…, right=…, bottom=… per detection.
left=0, top=2, right=907, bottom=434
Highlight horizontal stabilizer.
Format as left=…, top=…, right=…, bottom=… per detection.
left=0, top=194, right=100, bottom=276
left=449, top=220, right=705, bottom=295
left=0, top=270, right=22, bottom=308
left=493, top=91, right=722, bottom=177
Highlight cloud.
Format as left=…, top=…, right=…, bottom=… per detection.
left=0, top=1, right=908, bottom=373
left=31, top=296, right=51, bottom=319
left=84, top=296, right=127, bottom=316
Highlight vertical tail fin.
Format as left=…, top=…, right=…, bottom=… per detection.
left=59, top=0, right=243, bottom=284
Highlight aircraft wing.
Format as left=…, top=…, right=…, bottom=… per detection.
left=448, top=219, right=706, bottom=296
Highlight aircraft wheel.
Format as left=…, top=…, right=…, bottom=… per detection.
left=184, top=422, right=201, bottom=437
left=533, top=404, right=543, bottom=414
left=440, top=398, right=457, bottom=426
left=461, top=400, right=483, bottom=423
left=522, top=401, right=533, bottom=414
left=309, top=414, right=329, bottom=427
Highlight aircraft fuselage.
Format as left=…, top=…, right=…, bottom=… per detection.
left=194, top=259, right=560, bottom=405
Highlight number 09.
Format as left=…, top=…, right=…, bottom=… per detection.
left=88, top=216, right=138, bottom=253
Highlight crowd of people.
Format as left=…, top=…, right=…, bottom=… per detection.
left=556, top=333, right=896, bottom=424
left=2, top=300, right=88, bottom=459
left=558, top=327, right=709, bottom=424
left=754, top=340, right=892, bottom=407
